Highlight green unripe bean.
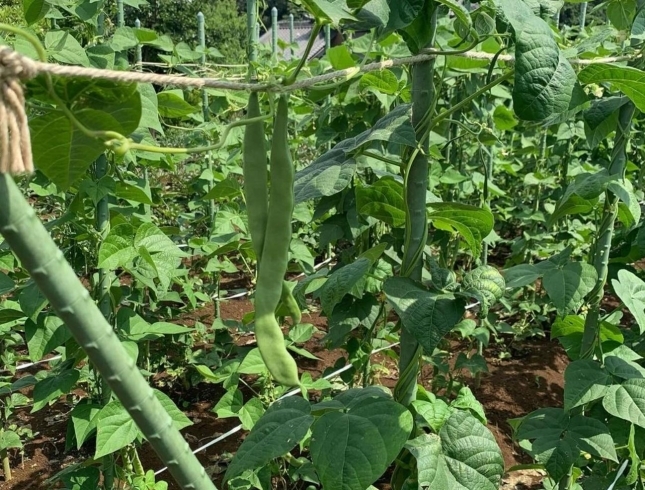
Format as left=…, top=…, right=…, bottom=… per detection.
left=243, top=92, right=269, bottom=260
left=281, top=280, right=301, bottom=326
left=253, top=94, right=299, bottom=387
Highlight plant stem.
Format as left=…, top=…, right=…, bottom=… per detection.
left=558, top=466, right=573, bottom=490
left=411, top=71, right=514, bottom=163
left=284, top=22, right=322, bottom=85
left=580, top=102, right=635, bottom=359
left=395, top=6, right=438, bottom=408
left=1, top=448, right=11, bottom=481
left=0, top=174, right=217, bottom=490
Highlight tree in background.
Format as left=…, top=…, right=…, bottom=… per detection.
left=125, top=0, right=247, bottom=63
left=559, top=0, right=605, bottom=28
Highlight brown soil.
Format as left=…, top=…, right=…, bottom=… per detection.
left=1, top=298, right=565, bottom=490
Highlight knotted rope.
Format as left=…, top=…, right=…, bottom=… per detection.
left=0, top=46, right=35, bottom=174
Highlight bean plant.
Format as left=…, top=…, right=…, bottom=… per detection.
left=0, top=0, right=644, bottom=489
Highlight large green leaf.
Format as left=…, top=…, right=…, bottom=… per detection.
left=94, top=401, right=139, bottom=459
left=300, top=0, right=357, bottom=25
left=607, top=0, right=637, bottom=30
left=25, top=315, right=71, bottom=362
left=138, top=83, right=164, bottom=133
left=135, top=222, right=187, bottom=256
left=503, top=264, right=541, bottom=289
left=603, top=379, right=645, bottom=429
left=98, top=223, right=137, bottom=269
left=578, top=64, right=645, bottom=112
left=0, top=430, right=22, bottom=451
left=400, top=0, right=439, bottom=53
left=94, top=390, right=189, bottom=460
left=428, top=203, right=494, bottom=257
left=317, top=245, right=386, bottom=314
left=294, top=105, right=414, bottom=203
left=407, top=410, right=504, bottom=490
left=310, top=396, right=413, bottom=490
left=497, top=0, right=578, bottom=122
left=384, top=277, right=466, bottom=355
left=605, top=355, right=645, bottom=380
left=356, top=178, right=406, bottom=227
left=551, top=170, right=616, bottom=223
left=462, top=265, right=505, bottom=315
left=115, top=181, right=153, bottom=205
left=153, top=389, right=192, bottom=431
left=70, top=402, right=102, bottom=450
left=385, top=0, right=425, bottom=31
left=612, top=269, right=645, bottom=334
left=319, top=258, right=371, bottom=315
left=0, top=271, right=15, bottom=296
left=542, top=261, right=597, bottom=317
left=22, top=0, right=49, bottom=25
left=30, top=110, right=111, bottom=190
left=411, top=397, right=452, bottom=433
left=360, top=70, right=399, bottom=95
left=326, top=295, right=381, bottom=348
left=564, top=360, right=611, bottom=411
left=583, top=97, right=629, bottom=148
left=83, top=82, right=142, bottom=136
left=294, top=149, right=356, bottom=203
left=32, top=369, right=80, bottom=412
left=224, top=397, right=314, bottom=482
left=45, top=30, right=90, bottom=66
left=157, top=90, right=198, bottom=118
left=516, top=408, right=617, bottom=481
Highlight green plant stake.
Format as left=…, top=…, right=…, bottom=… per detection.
left=580, top=102, right=636, bottom=359
left=579, top=2, right=587, bottom=30
left=0, top=173, right=217, bottom=490
left=271, top=7, right=278, bottom=56
left=395, top=5, right=438, bottom=407
left=94, top=153, right=115, bottom=490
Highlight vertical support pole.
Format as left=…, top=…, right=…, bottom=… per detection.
left=580, top=2, right=588, bottom=30
left=134, top=19, right=150, bottom=218
left=98, top=12, right=105, bottom=36
left=95, top=154, right=114, bottom=490
left=325, top=24, right=332, bottom=151
left=96, top=11, right=116, bottom=490
left=395, top=6, right=438, bottom=408
left=247, top=0, right=257, bottom=77
left=256, top=23, right=261, bottom=52
left=197, top=12, right=214, bottom=232
left=289, top=13, right=295, bottom=60
left=271, top=7, right=278, bottom=56
left=134, top=19, right=142, bottom=70
left=116, top=0, right=124, bottom=27
left=197, top=12, right=209, bottom=122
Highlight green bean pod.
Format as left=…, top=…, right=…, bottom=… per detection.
left=254, top=94, right=300, bottom=387
left=242, top=91, right=269, bottom=261
left=280, top=280, right=302, bottom=326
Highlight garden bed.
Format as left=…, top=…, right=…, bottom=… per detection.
left=3, top=298, right=567, bottom=490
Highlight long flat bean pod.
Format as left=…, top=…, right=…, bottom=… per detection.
left=0, top=174, right=216, bottom=490
left=242, top=93, right=301, bottom=326
left=243, top=91, right=269, bottom=261
left=253, top=94, right=300, bottom=387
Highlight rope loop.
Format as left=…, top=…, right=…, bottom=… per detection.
left=0, top=45, right=35, bottom=175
